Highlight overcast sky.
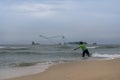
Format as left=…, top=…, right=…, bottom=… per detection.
left=0, top=0, right=120, bottom=44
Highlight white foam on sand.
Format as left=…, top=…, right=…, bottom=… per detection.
left=0, top=62, right=54, bottom=80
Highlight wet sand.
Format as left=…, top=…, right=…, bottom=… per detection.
left=7, top=58, right=120, bottom=80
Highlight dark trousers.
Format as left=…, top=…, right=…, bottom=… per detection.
left=82, top=49, right=90, bottom=57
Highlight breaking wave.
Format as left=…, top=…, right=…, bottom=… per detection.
left=0, top=46, right=29, bottom=50
left=92, top=53, right=120, bottom=59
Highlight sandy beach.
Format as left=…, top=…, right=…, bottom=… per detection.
left=7, top=58, right=120, bottom=80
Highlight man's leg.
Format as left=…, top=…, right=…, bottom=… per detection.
left=82, top=51, right=85, bottom=57
left=86, top=49, right=90, bottom=57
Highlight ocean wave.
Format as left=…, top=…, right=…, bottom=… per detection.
left=96, top=45, right=120, bottom=49
left=0, top=62, right=54, bottom=80
left=87, top=45, right=120, bottom=49
left=0, top=46, right=6, bottom=49
left=92, top=53, right=120, bottom=59
left=10, top=62, right=38, bottom=67
left=87, top=46, right=100, bottom=49
left=0, top=47, right=29, bottom=50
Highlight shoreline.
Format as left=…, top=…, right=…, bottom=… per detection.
left=7, top=58, right=120, bottom=80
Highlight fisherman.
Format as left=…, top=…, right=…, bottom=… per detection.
left=74, top=41, right=90, bottom=57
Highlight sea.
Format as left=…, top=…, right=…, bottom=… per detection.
left=0, top=44, right=120, bottom=80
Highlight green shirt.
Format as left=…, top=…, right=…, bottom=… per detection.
left=80, top=44, right=87, bottom=51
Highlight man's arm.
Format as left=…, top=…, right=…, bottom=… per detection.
left=74, top=46, right=80, bottom=50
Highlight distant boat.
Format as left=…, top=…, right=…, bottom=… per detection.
left=32, top=41, right=40, bottom=45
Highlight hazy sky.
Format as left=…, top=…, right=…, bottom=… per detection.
left=0, top=0, right=120, bottom=44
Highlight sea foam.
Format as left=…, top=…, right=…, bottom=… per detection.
left=0, top=62, right=54, bottom=80
left=92, top=53, right=120, bottom=60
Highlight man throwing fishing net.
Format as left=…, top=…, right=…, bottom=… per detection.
left=74, top=41, right=90, bottom=57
